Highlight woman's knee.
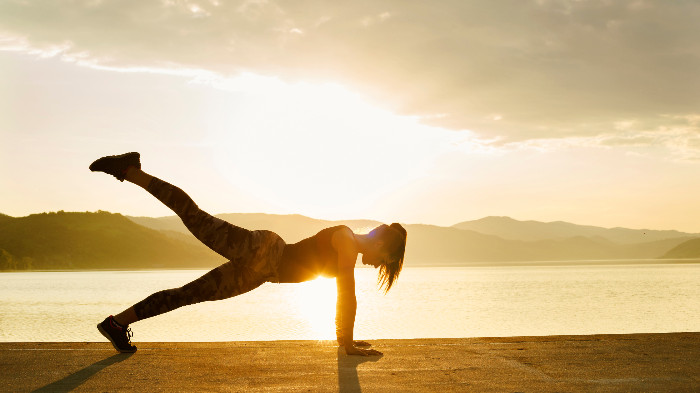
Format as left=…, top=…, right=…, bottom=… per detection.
left=180, top=275, right=221, bottom=303
left=180, top=205, right=210, bottom=231
left=133, top=287, right=187, bottom=320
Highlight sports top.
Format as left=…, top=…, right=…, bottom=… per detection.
left=276, top=225, right=348, bottom=283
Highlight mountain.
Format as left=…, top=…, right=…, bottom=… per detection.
left=452, top=216, right=696, bottom=244
left=0, top=211, right=221, bottom=270
left=1, top=211, right=695, bottom=271
left=404, top=224, right=691, bottom=265
left=129, top=214, right=692, bottom=266
left=660, top=238, right=700, bottom=259
left=128, top=213, right=382, bottom=243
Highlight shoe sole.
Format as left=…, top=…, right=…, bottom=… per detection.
left=97, top=323, right=137, bottom=353
left=89, top=152, right=140, bottom=169
left=89, top=152, right=141, bottom=181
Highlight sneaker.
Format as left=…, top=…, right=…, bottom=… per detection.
left=97, top=315, right=137, bottom=353
left=89, top=152, right=141, bottom=182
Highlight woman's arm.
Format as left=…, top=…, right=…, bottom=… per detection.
left=335, top=296, right=343, bottom=345
left=333, top=228, right=382, bottom=356
left=335, top=296, right=371, bottom=347
left=336, top=263, right=357, bottom=350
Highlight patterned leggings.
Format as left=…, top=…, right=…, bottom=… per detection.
left=132, top=177, right=286, bottom=321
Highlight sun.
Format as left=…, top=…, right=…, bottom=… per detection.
left=201, top=72, right=462, bottom=220
left=293, top=276, right=337, bottom=340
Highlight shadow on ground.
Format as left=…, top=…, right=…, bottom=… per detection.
left=337, top=347, right=383, bottom=393
left=32, top=353, right=133, bottom=393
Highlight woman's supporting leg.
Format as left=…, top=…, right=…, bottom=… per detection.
left=113, top=256, right=269, bottom=326
left=130, top=258, right=266, bottom=321
left=103, top=257, right=265, bottom=352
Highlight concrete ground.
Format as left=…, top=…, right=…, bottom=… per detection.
left=1, top=333, right=698, bottom=392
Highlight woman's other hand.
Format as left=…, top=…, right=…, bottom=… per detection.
left=345, top=345, right=383, bottom=356
left=337, top=338, right=372, bottom=347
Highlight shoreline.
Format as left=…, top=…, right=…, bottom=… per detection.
left=2, top=258, right=700, bottom=273
left=3, top=333, right=698, bottom=392
left=3, top=330, right=700, bottom=344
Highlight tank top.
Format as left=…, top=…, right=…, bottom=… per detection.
left=276, top=225, right=347, bottom=283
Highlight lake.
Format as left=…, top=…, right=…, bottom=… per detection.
left=1, top=263, right=698, bottom=342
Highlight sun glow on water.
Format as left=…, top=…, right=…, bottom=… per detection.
left=3, top=266, right=700, bottom=342
left=293, top=276, right=337, bottom=340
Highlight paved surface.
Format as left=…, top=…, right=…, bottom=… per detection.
left=1, top=333, right=698, bottom=392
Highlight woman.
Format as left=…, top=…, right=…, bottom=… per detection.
left=90, top=152, right=407, bottom=356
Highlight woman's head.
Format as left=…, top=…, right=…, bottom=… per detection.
left=365, top=223, right=407, bottom=293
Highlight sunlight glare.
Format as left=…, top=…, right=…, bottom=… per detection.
left=293, top=276, right=337, bottom=340
left=199, top=72, right=475, bottom=219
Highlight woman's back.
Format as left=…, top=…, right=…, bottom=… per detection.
left=276, top=225, right=347, bottom=283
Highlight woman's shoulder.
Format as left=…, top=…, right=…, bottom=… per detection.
left=328, top=225, right=356, bottom=254
left=332, top=224, right=353, bottom=234
left=316, top=224, right=352, bottom=237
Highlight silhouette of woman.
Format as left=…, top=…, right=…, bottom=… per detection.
left=91, top=152, right=406, bottom=356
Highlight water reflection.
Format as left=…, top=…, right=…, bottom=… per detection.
left=2, top=265, right=699, bottom=341
left=294, top=277, right=337, bottom=340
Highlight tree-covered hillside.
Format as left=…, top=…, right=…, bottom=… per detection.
left=660, top=238, right=700, bottom=259
left=129, top=213, right=692, bottom=265
left=0, top=211, right=222, bottom=270
left=1, top=210, right=695, bottom=271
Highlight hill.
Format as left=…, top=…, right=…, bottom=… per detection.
left=0, top=211, right=694, bottom=271
left=0, top=211, right=222, bottom=270
left=128, top=213, right=382, bottom=243
left=660, top=238, right=700, bottom=259
left=452, top=216, right=696, bottom=244
left=404, top=224, right=690, bottom=265
left=129, top=214, right=692, bottom=266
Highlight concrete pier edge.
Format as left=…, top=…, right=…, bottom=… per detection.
left=2, top=332, right=698, bottom=392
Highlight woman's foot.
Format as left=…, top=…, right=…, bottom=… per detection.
left=89, top=152, right=141, bottom=182
left=97, top=315, right=137, bottom=353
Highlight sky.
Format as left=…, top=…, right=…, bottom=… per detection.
left=1, top=0, right=700, bottom=232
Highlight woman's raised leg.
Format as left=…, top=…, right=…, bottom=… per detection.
left=125, top=167, right=254, bottom=261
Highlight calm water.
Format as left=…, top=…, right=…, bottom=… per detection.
left=1, top=264, right=699, bottom=342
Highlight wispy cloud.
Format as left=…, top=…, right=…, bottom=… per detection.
left=1, top=0, right=698, bottom=143
left=473, top=113, right=700, bottom=161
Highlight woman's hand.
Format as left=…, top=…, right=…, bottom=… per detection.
left=337, top=338, right=372, bottom=347
left=345, top=345, right=383, bottom=356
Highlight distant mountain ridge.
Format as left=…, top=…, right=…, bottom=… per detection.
left=661, top=238, right=700, bottom=259
left=128, top=213, right=382, bottom=244
left=452, top=216, right=698, bottom=244
left=0, top=211, right=221, bottom=270
left=1, top=211, right=697, bottom=271
left=404, top=224, right=691, bottom=265
left=128, top=213, right=696, bottom=265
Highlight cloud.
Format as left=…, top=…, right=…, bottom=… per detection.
left=597, top=115, right=700, bottom=161
left=1, top=0, right=699, bottom=142
left=474, top=113, right=700, bottom=162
